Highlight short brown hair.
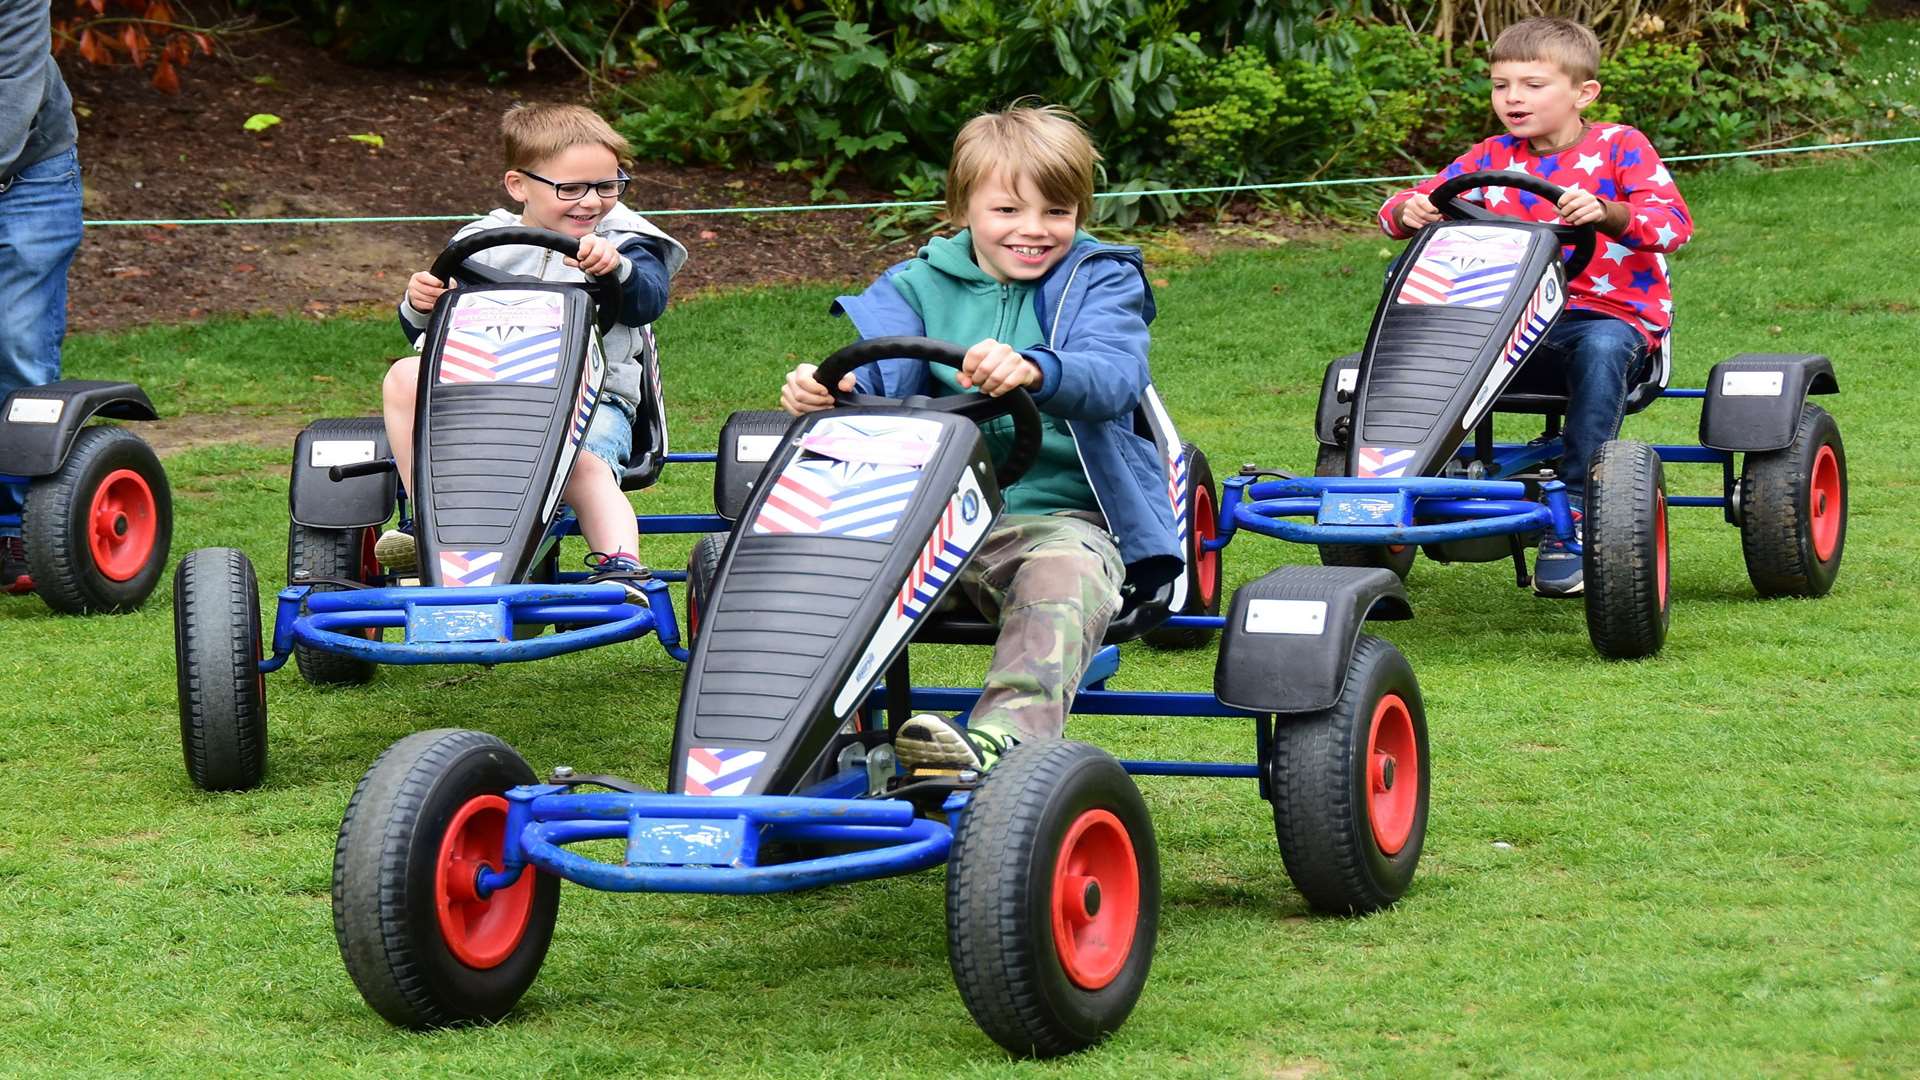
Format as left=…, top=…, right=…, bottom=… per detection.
left=501, top=103, right=632, bottom=172
left=1491, top=17, right=1602, bottom=83
left=946, top=103, right=1100, bottom=226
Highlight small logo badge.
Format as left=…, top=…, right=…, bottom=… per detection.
left=960, top=490, right=980, bottom=523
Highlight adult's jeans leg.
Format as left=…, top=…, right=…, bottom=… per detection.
left=0, top=147, right=84, bottom=532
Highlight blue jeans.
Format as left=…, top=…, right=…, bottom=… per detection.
left=0, top=147, right=84, bottom=533
left=1530, top=311, right=1649, bottom=504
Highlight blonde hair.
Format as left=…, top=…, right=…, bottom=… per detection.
left=946, top=103, right=1100, bottom=226
left=501, top=103, right=632, bottom=172
left=1491, top=17, right=1602, bottom=83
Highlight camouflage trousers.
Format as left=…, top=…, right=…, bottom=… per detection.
left=954, top=513, right=1124, bottom=742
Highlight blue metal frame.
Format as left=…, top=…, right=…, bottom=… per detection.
left=0, top=473, right=24, bottom=531
left=1245, top=387, right=1741, bottom=554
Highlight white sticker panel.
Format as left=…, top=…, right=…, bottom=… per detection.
left=1245, top=599, right=1328, bottom=636
left=309, top=439, right=377, bottom=468
left=1336, top=368, right=1358, bottom=394
left=1721, top=370, right=1784, bottom=397
left=733, top=434, right=782, bottom=462
left=6, top=397, right=63, bottom=424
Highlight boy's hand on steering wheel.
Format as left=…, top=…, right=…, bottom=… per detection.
left=1398, top=193, right=1443, bottom=230
left=568, top=235, right=623, bottom=277
left=780, top=362, right=856, bottom=416
left=406, top=271, right=449, bottom=314
left=960, top=339, right=1041, bottom=398
left=1555, top=187, right=1607, bottom=227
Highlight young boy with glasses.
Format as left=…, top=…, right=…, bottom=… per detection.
left=378, top=103, right=687, bottom=579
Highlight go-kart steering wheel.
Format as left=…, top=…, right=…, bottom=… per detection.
left=427, top=226, right=623, bottom=334
left=810, top=336, right=1045, bottom=489
left=1425, top=169, right=1597, bottom=280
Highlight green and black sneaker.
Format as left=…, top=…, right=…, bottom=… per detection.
left=894, top=715, right=1020, bottom=774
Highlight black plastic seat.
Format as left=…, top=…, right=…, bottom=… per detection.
left=1494, top=330, right=1672, bottom=418
left=913, top=578, right=1174, bottom=646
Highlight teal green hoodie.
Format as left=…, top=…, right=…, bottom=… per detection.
left=888, top=230, right=1098, bottom=516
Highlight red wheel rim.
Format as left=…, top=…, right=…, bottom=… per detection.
left=87, top=468, right=158, bottom=582
left=1809, top=444, right=1841, bottom=563
left=358, top=529, right=381, bottom=640
left=1655, top=491, right=1670, bottom=610
left=1050, top=808, right=1141, bottom=991
left=1366, top=694, right=1419, bottom=856
left=435, top=794, right=535, bottom=969
left=1192, top=485, right=1219, bottom=604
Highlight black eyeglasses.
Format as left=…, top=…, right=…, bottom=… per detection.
left=518, top=170, right=631, bottom=201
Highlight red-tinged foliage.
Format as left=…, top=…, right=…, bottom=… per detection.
left=53, top=0, right=209, bottom=94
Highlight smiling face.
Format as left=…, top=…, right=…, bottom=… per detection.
left=1489, top=59, right=1600, bottom=149
left=502, top=142, right=624, bottom=239
left=964, top=169, right=1078, bottom=283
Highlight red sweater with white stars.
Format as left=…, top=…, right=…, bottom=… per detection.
left=1379, top=123, right=1693, bottom=349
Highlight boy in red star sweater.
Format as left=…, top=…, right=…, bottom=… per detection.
left=1378, top=16, right=1692, bottom=595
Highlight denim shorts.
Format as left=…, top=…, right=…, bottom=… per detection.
left=580, top=395, right=635, bottom=472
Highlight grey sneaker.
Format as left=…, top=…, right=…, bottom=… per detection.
left=373, top=529, right=417, bottom=573
left=894, top=715, right=1020, bottom=773
left=1534, top=515, right=1584, bottom=597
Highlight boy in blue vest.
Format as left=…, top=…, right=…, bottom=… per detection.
left=780, top=104, right=1180, bottom=771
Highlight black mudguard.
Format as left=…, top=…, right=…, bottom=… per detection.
left=1213, top=565, right=1413, bottom=715
left=411, top=283, right=599, bottom=588
left=288, top=417, right=397, bottom=530
left=712, top=409, right=796, bottom=522
left=670, top=408, right=1001, bottom=798
left=1348, top=220, right=1566, bottom=479
left=0, top=380, right=158, bottom=477
left=1313, top=353, right=1362, bottom=446
left=1699, top=353, right=1838, bottom=452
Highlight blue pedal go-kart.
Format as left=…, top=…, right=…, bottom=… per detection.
left=1273, top=170, right=1844, bottom=659
left=171, top=228, right=723, bottom=792
left=0, top=380, right=172, bottom=613
left=331, top=336, right=1429, bottom=1058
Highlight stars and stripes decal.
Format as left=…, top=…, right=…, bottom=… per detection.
left=1397, top=227, right=1531, bottom=309
left=897, top=502, right=969, bottom=618
left=438, top=549, right=503, bottom=587
left=751, top=460, right=920, bottom=539
left=440, top=328, right=565, bottom=386
left=1357, top=446, right=1416, bottom=479
left=1498, top=280, right=1555, bottom=368
left=683, top=747, right=768, bottom=797
left=1166, top=443, right=1190, bottom=557
left=569, top=369, right=599, bottom=445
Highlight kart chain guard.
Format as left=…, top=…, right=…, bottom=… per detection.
left=412, top=283, right=601, bottom=588
left=670, top=408, right=1002, bottom=798
left=1348, top=220, right=1567, bottom=480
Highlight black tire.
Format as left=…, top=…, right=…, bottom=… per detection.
left=333, top=729, right=560, bottom=1029
left=1269, top=634, right=1427, bottom=915
left=288, top=522, right=378, bottom=685
left=24, top=425, right=173, bottom=614
left=946, top=740, right=1160, bottom=1058
left=1584, top=439, right=1669, bottom=660
left=685, top=532, right=726, bottom=641
left=1144, top=443, right=1222, bottom=648
left=174, top=547, right=267, bottom=791
left=1739, top=404, right=1846, bottom=598
left=1313, top=444, right=1415, bottom=581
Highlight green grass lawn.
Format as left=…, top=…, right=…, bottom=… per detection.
left=3, top=142, right=1916, bottom=1076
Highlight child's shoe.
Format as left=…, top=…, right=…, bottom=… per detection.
left=373, top=529, right=417, bottom=573
left=584, top=551, right=651, bottom=583
left=2, top=536, right=33, bottom=595
left=894, top=714, right=1020, bottom=774
left=1534, top=514, right=1584, bottom=597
